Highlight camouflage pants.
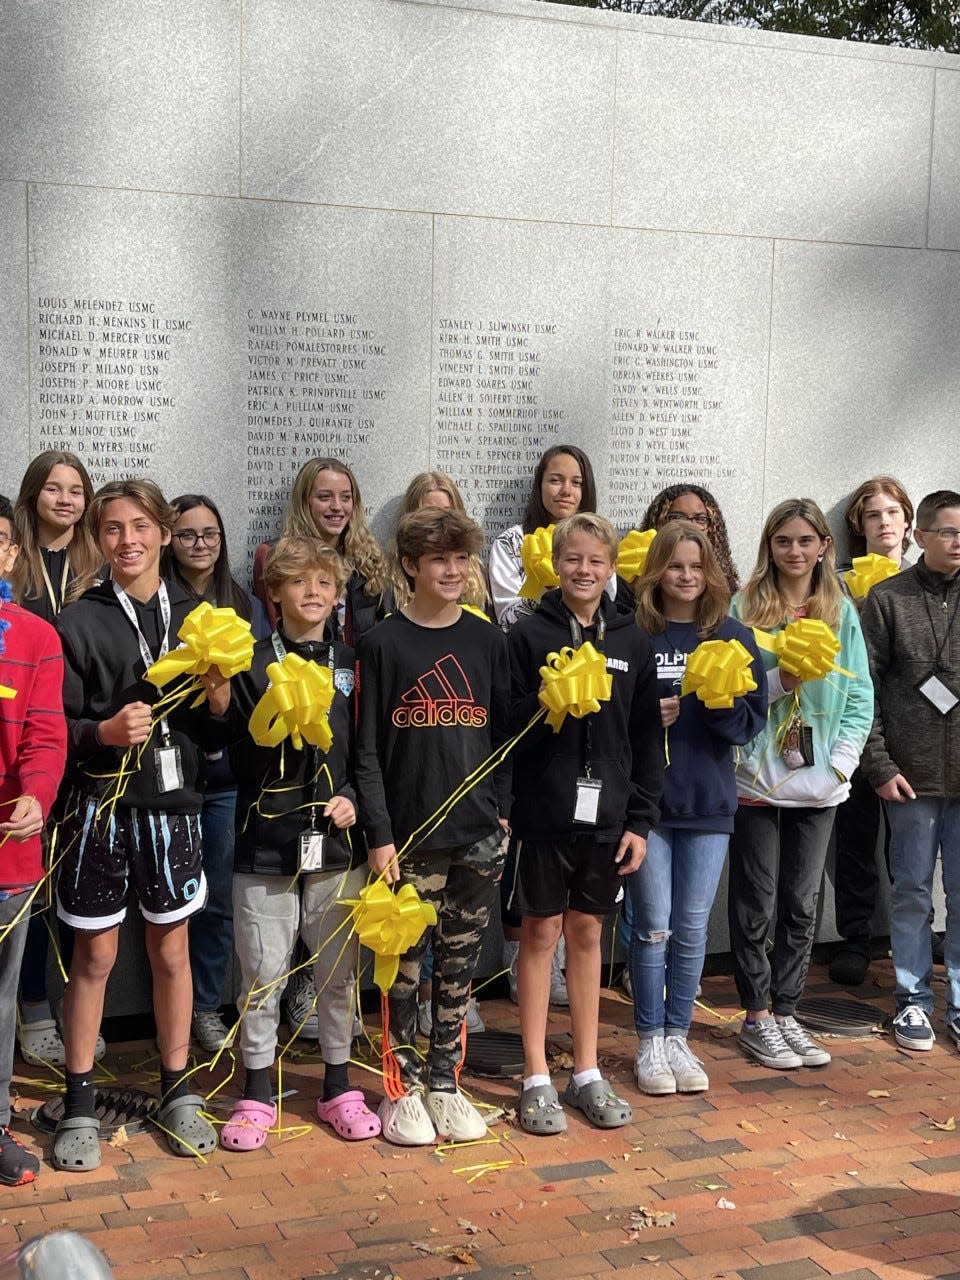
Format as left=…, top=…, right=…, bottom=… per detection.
left=389, top=829, right=504, bottom=1090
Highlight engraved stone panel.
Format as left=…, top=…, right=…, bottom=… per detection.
left=431, top=216, right=772, bottom=575
left=614, top=33, right=933, bottom=246
left=0, top=2, right=238, bottom=194
left=242, top=0, right=615, bottom=224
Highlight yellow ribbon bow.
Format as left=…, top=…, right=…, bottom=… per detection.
left=844, top=553, right=899, bottom=600
left=349, top=881, right=438, bottom=992
left=616, top=529, right=657, bottom=583
left=538, top=641, right=613, bottom=733
left=248, top=653, right=335, bottom=752
left=145, top=602, right=254, bottom=698
left=681, top=638, right=758, bottom=709
left=519, top=525, right=558, bottom=599
left=753, top=617, right=854, bottom=682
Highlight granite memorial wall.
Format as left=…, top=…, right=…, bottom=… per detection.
left=2, top=0, right=959, bottom=996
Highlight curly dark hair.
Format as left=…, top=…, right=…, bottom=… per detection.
left=641, top=483, right=739, bottom=593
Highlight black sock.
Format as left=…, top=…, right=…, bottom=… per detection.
left=243, top=1067, right=273, bottom=1105
left=322, top=1061, right=350, bottom=1102
left=159, top=1066, right=191, bottom=1106
left=64, top=1068, right=96, bottom=1119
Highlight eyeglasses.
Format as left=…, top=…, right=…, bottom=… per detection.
left=922, top=528, right=960, bottom=544
left=0, top=532, right=11, bottom=549
left=665, top=512, right=710, bottom=528
left=172, top=528, right=221, bottom=547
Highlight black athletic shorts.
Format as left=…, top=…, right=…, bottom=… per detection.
left=509, top=834, right=627, bottom=917
left=56, top=790, right=207, bottom=930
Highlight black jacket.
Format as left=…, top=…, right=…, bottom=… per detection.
left=224, top=632, right=362, bottom=875
left=56, top=578, right=208, bottom=812
left=508, top=590, right=663, bottom=842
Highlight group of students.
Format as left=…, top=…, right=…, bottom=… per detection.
left=0, top=444, right=957, bottom=1189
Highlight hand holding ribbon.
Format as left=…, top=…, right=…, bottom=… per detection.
left=681, top=637, right=758, bottom=709
left=616, top=529, right=657, bottom=583
left=248, top=652, right=335, bottom=752
left=844, top=553, right=899, bottom=600
left=349, top=880, right=438, bottom=992
left=538, top=641, right=612, bottom=732
left=519, top=525, right=558, bottom=600
left=145, top=602, right=255, bottom=704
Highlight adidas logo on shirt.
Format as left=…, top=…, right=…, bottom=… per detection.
left=391, top=654, right=489, bottom=729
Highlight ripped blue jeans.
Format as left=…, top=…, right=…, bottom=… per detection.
left=626, top=827, right=729, bottom=1037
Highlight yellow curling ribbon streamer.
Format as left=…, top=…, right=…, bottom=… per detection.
left=616, top=528, right=657, bottom=583
left=753, top=617, right=854, bottom=682
left=844, top=552, right=899, bottom=600
left=145, top=602, right=255, bottom=701
left=681, top=638, right=758, bottom=709
left=348, top=881, right=437, bottom=992
left=519, top=524, right=558, bottom=599
left=0, top=686, right=14, bottom=700
left=248, top=653, right=335, bottom=752
left=538, top=641, right=612, bottom=733
left=460, top=604, right=490, bottom=622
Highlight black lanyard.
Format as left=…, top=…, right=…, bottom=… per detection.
left=921, top=582, right=960, bottom=672
left=567, top=610, right=606, bottom=774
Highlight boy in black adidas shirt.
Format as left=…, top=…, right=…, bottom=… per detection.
left=507, top=513, right=662, bottom=1135
left=356, top=507, right=509, bottom=1147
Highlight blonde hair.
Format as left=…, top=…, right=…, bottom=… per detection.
left=389, top=472, right=490, bottom=608
left=395, top=508, right=484, bottom=591
left=552, top=512, right=618, bottom=560
left=263, top=536, right=348, bottom=596
left=634, top=520, right=730, bottom=637
left=739, top=498, right=841, bottom=631
left=281, top=457, right=386, bottom=597
left=87, top=479, right=175, bottom=538
left=12, top=451, right=100, bottom=607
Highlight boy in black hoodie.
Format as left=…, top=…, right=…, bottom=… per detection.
left=215, top=536, right=378, bottom=1148
left=53, top=479, right=219, bottom=1172
left=507, top=513, right=662, bottom=1135
left=356, top=507, right=510, bottom=1147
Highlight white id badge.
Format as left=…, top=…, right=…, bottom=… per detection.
left=299, top=831, right=326, bottom=872
left=574, top=777, right=602, bottom=825
left=917, top=673, right=960, bottom=715
left=154, top=745, right=184, bottom=794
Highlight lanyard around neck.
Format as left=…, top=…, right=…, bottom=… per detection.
left=271, top=630, right=334, bottom=672
left=39, top=550, right=70, bottom=616
left=113, top=579, right=172, bottom=741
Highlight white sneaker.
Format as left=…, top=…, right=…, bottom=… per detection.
left=465, top=997, right=485, bottom=1034
left=776, top=1016, right=831, bottom=1067
left=550, top=947, right=569, bottom=1007
left=634, top=1035, right=677, bottom=1095
left=665, top=1035, right=709, bottom=1091
left=738, top=1017, right=803, bottom=1069
left=502, top=939, right=519, bottom=1004
left=378, top=1089, right=437, bottom=1146
left=417, top=999, right=432, bottom=1037
left=426, top=1090, right=488, bottom=1141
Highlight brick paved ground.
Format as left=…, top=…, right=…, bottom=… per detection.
left=5, top=957, right=960, bottom=1280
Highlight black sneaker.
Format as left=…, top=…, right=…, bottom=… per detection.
left=0, top=1127, right=40, bottom=1186
left=828, top=945, right=869, bottom=986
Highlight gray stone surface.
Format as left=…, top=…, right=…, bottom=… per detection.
left=431, top=216, right=771, bottom=574
left=613, top=32, right=933, bottom=245
left=765, top=239, right=960, bottom=556
left=0, top=182, right=29, bottom=501
left=242, top=0, right=615, bottom=223
left=929, top=68, right=960, bottom=251
left=0, top=0, right=238, bottom=194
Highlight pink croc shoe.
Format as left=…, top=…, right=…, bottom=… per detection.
left=316, top=1090, right=381, bottom=1141
left=221, top=1099, right=277, bottom=1151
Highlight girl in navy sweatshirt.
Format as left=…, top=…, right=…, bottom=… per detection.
left=630, top=521, right=766, bottom=1096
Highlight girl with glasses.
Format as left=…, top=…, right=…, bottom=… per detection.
left=641, top=484, right=740, bottom=595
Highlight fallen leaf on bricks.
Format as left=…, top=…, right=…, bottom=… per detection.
left=108, top=1126, right=130, bottom=1148
left=716, top=1198, right=736, bottom=1210
left=200, top=1190, right=221, bottom=1203
left=458, top=1219, right=480, bottom=1234
left=738, top=1120, right=759, bottom=1133
left=629, top=1206, right=677, bottom=1229
left=931, top=1116, right=957, bottom=1131
left=867, top=1089, right=890, bottom=1098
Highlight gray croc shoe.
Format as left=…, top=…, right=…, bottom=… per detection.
left=563, top=1077, right=633, bottom=1129
left=52, top=1116, right=101, bottom=1172
left=518, top=1083, right=567, bottom=1135
left=155, top=1094, right=217, bottom=1158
